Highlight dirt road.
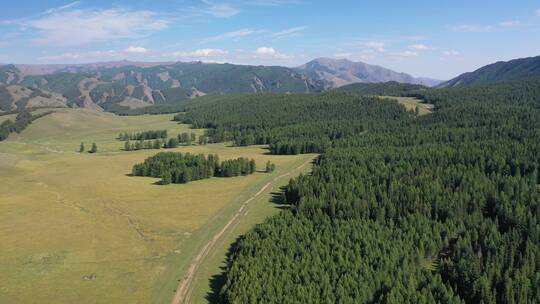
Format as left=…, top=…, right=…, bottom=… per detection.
left=171, top=157, right=314, bottom=304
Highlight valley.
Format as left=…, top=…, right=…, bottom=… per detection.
left=2, top=1, right=540, bottom=302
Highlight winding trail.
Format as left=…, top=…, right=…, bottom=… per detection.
left=171, top=157, right=314, bottom=304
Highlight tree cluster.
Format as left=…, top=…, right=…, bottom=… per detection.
left=265, top=161, right=276, bottom=173
left=220, top=158, right=257, bottom=177
left=131, top=152, right=256, bottom=184
left=121, top=132, right=200, bottom=151
left=177, top=132, right=197, bottom=145
left=118, top=130, right=167, bottom=141
left=124, top=139, right=167, bottom=151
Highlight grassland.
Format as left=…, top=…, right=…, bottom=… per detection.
left=0, top=113, right=17, bottom=123
left=0, top=109, right=310, bottom=303
left=380, top=96, right=434, bottom=115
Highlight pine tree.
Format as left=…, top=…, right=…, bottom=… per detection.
left=167, top=138, right=179, bottom=148
left=179, top=133, right=189, bottom=144
left=199, top=135, right=207, bottom=145
left=250, top=159, right=257, bottom=174
left=161, top=171, right=172, bottom=185
left=124, top=141, right=131, bottom=151
left=89, top=142, right=97, bottom=153
left=266, top=161, right=275, bottom=173
left=79, top=142, right=85, bottom=153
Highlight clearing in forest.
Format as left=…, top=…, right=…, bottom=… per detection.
left=380, top=96, right=434, bottom=115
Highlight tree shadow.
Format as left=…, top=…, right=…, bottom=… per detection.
left=269, top=186, right=291, bottom=210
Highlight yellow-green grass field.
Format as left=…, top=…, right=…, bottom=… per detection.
left=0, top=113, right=17, bottom=123
left=380, top=96, right=434, bottom=115
left=0, top=109, right=311, bottom=303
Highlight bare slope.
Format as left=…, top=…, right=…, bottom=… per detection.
left=298, top=57, right=442, bottom=87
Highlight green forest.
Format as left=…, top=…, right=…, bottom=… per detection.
left=176, top=93, right=408, bottom=154
left=336, top=81, right=427, bottom=96
left=173, top=81, right=540, bottom=303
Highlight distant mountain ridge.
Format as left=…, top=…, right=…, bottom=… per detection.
left=0, top=58, right=442, bottom=112
left=13, top=60, right=178, bottom=75
left=297, top=58, right=442, bottom=88
left=439, top=55, right=540, bottom=87
left=0, top=62, right=324, bottom=112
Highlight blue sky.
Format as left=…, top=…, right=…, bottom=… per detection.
left=1, top=0, right=540, bottom=79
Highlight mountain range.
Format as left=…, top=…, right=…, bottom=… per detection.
left=0, top=62, right=321, bottom=112
left=0, top=58, right=446, bottom=112
left=439, top=55, right=540, bottom=87
left=2, top=55, right=539, bottom=112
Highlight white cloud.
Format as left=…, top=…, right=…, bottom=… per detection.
left=40, top=50, right=121, bottom=62
left=334, top=53, right=351, bottom=58
left=255, top=47, right=289, bottom=59
left=125, top=46, right=148, bottom=54
left=443, top=50, right=460, bottom=56
left=21, top=8, right=169, bottom=46
left=393, top=51, right=418, bottom=57
left=173, top=48, right=229, bottom=57
left=44, top=1, right=81, bottom=14
left=255, top=47, right=277, bottom=55
left=202, top=28, right=263, bottom=43
left=202, top=1, right=239, bottom=18
left=449, top=24, right=494, bottom=33
left=499, top=20, right=521, bottom=27
left=39, top=46, right=158, bottom=62
left=365, top=41, right=385, bottom=52
left=272, top=26, right=307, bottom=38
left=408, top=44, right=430, bottom=50
left=44, top=47, right=230, bottom=63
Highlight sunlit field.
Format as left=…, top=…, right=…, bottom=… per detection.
left=0, top=109, right=309, bottom=303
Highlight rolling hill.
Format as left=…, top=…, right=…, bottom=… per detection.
left=439, top=55, right=540, bottom=87
left=298, top=58, right=442, bottom=88
left=0, top=62, right=324, bottom=112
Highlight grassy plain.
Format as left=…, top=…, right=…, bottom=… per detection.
left=0, top=109, right=309, bottom=303
left=380, top=96, right=434, bottom=115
